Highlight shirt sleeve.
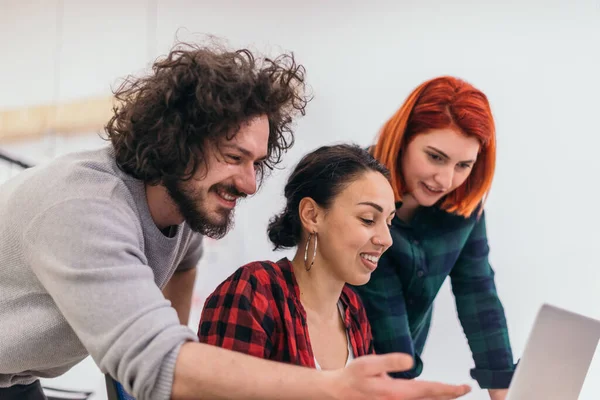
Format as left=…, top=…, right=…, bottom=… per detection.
left=197, top=266, right=275, bottom=359
left=449, top=210, right=516, bottom=389
left=353, top=263, right=424, bottom=378
left=23, top=198, right=197, bottom=400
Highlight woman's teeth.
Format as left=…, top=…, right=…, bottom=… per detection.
left=360, top=253, right=379, bottom=263
left=424, top=183, right=443, bottom=193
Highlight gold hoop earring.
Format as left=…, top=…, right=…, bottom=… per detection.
left=304, top=232, right=318, bottom=271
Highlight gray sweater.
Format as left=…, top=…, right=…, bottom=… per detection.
left=0, top=147, right=202, bottom=400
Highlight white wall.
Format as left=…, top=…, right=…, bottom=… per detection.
left=1, top=1, right=599, bottom=399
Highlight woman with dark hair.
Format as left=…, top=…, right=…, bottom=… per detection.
left=198, top=143, right=397, bottom=368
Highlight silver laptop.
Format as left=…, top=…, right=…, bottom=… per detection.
left=506, top=304, right=600, bottom=400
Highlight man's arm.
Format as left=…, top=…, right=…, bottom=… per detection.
left=172, top=342, right=472, bottom=400
left=23, top=198, right=198, bottom=400
left=165, top=234, right=204, bottom=326
left=163, top=268, right=196, bottom=326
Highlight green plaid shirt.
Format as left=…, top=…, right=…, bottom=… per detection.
left=353, top=205, right=516, bottom=389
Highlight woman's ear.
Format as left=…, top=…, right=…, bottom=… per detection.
left=298, top=197, right=321, bottom=234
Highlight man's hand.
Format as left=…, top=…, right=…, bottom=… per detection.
left=326, top=353, right=471, bottom=400
left=488, top=388, right=508, bottom=400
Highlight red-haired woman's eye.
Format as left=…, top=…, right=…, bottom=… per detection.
left=427, top=152, right=443, bottom=162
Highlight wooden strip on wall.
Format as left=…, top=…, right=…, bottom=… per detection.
left=0, top=95, right=116, bottom=143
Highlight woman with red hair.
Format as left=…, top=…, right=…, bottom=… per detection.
left=353, top=76, right=515, bottom=400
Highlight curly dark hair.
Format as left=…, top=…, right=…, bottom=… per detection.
left=105, top=41, right=310, bottom=185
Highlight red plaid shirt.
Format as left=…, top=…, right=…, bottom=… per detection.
left=198, top=258, right=374, bottom=367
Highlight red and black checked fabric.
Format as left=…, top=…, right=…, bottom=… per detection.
left=198, top=258, right=374, bottom=367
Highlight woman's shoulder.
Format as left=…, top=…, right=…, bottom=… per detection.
left=221, top=259, right=294, bottom=294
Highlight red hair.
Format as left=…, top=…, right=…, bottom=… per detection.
left=373, top=76, right=496, bottom=217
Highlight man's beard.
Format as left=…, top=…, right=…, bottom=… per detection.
left=163, top=178, right=238, bottom=239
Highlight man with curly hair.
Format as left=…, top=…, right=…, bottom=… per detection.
left=0, top=42, right=470, bottom=400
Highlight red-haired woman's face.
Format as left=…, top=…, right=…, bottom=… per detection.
left=401, top=128, right=480, bottom=207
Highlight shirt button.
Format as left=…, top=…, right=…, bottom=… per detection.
left=417, top=270, right=425, bottom=278
left=412, top=239, right=420, bottom=245
left=408, top=298, right=414, bottom=305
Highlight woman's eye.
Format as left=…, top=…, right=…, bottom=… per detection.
left=360, top=218, right=375, bottom=225
left=428, top=152, right=443, bottom=162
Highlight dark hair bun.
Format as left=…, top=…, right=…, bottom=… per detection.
left=267, top=209, right=300, bottom=250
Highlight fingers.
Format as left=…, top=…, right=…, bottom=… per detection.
left=350, top=353, right=414, bottom=376
left=347, top=354, right=470, bottom=399
left=395, top=380, right=471, bottom=400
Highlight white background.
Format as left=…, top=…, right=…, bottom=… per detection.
left=1, top=1, right=599, bottom=399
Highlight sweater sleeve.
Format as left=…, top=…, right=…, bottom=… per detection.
left=23, top=197, right=197, bottom=400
